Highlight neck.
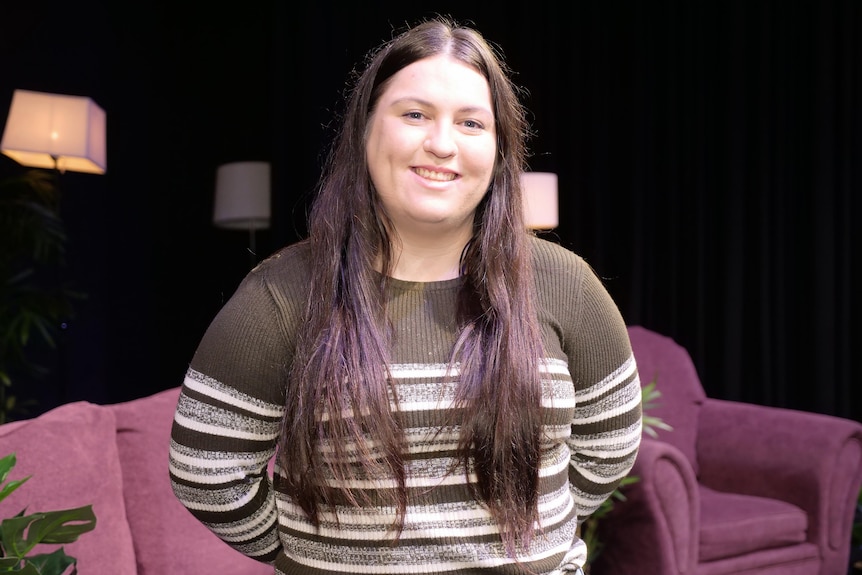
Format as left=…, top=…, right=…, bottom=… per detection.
left=385, top=227, right=472, bottom=282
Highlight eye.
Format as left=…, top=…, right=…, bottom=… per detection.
left=462, top=119, right=485, bottom=131
left=404, top=111, right=425, bottom=121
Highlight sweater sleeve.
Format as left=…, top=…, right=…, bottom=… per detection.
left=168, top=255, right=304, bottom=563
left=564, top=263, right=643, bottom=522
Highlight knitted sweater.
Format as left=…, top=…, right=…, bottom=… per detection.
left=169, top=236, right=642, bottom=575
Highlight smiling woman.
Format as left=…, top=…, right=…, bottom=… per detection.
left=366, top=54, right=497, bottom=281
left=169, top=16, right=642, bottom=575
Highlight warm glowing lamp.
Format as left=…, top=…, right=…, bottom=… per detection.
left=521, top=171, right=558, bottom=230
left=0, top=89, right=107, bottom=174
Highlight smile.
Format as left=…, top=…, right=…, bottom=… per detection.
left=414, top=167, right=457, bottom=182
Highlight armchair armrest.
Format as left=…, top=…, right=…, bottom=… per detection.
left=697, top=398, right=862, bottom=568
left=592, top=437, right=698, bottom=575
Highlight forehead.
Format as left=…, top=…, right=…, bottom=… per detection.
left=378, top=54, right=493, bottom=110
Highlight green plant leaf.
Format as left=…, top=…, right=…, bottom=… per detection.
left=0, top=506, right=95, bottom=559
left=639, top=377, right=673, bottom=438
left=0, top=453, right=16, bottom=482
left=19, top=547, right=77, bottom=575
left=0, top=477, right=30, bottom=506
left=0, top=556, right=22, bottom=569
left=30, top=507, right=96, bottom=544
left=0, top=452, right=94, bottom=574
left=642, top=415, right=673, bottom=438
left=0, top=558, right=46, bottom=574
left=0, top=454, right=31, bottom=505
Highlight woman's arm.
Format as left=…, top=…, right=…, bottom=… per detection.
left=169, top=264, right=301, bottom=562
left=565, top=266, right=643, bottom=520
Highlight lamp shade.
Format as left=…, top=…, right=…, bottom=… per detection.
left=1, top=89, right=107, bottom=174
left=521, top=171, right=558, bottom=229
left=213, top=161, right=271, bottom=230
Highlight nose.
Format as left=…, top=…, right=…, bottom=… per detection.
left=423, top=123, right=456, bottom=158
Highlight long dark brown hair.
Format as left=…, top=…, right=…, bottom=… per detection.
left=277, top=16, right=545, bottom=556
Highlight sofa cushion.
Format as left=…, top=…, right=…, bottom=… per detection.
left=0, top=401, right=137, bottom=574
left=110, top=386, right=272, bottom=575
left=699, top=485, right=808, bottom=562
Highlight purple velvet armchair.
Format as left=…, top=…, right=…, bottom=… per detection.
left=591, top=325, right=862, bottom=575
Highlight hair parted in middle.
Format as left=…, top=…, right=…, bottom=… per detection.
left=277, top=15, right=546, bottom=556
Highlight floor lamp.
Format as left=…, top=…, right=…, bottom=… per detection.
left=0, top=88, right=107, bottom=407
left=521, top=171, right=559, bottom=230
left=213, top=161, right=271, bottom=268
left=1, top=88, right=107, bottom=174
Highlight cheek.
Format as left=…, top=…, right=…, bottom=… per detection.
left=367, top=117, right=414, bottom=159
left=366, top=133, right=392, bottom=190
left=466, top=141, right=498, bottom=185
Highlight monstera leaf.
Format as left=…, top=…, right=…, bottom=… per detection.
left=0, top=453, right=96, bottom=574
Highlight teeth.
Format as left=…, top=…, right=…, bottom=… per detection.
left=415, top=167, right=456, bottom=181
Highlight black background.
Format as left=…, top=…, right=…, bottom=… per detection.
left=1, top=1, right=858, bottom=422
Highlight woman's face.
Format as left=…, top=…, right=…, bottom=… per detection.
left=366, top=54, right=497, bottom=240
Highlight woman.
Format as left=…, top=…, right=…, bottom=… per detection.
left=170, top=16, right=642, bottom=575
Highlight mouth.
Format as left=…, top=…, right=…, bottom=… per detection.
left=413, top=167, right=458, bottom=182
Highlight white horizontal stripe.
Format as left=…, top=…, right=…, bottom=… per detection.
left=540, top=451, right=571, bottom=478
left=211, top=500, right=276, bottom=540
left=576, top=355, right=638, bottom=403
left=286, top=536, right=570, bottom=575
left=168, top=460, right=250, bottom=486
left=538, top=358, right=571, bottom=374
left=178, top=482, right=261, bottom=513
left=394, top=392, right=574, bottom=413
left=542, top=397, right=576, bottom=408
left=277, top=488, right=573, bottom=541
left=174, top=412, right=279, bottom=441
left=395, top=398, right=458, bottom=412
left=388, top=363, right=457, bottom=378
left=576, top=384, right=641, bottom=425
left=578, top=442, right=641, bottom=465
left=542, top=493, right=576, bottom=526
left=571, top=459, right=634, bottom=486
left=387, top=357, right=568, bottom=380
left=184, top=371, right=283, bottom=418
left=572, top=425, right=643, bottom=455
left=294, top=555, right=508, bottom=574
left=168, top=448, right=268, bottom=470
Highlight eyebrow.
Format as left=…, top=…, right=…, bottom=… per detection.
left=389, top=97, right=494, bottom=118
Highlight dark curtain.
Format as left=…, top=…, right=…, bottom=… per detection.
left=0, top=1, right=855, bottom=422
left=558, top=2, right=860, bottom=421
left=276, top=1, right=860, bottom=422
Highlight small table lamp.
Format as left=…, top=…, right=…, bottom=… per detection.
left=521, top=171, right=559, bottom=230
left=0, top=89, right=107, bottom=174
left=213, top=161, right=271, bottom=264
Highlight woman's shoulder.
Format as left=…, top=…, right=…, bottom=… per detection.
left=527, top=237, right=629, bottom=357
left=528, top=235, right=612, bottom=310
left=528, top=235, right=591, bottom=277
left=241, top=239, right=314, bottom=298
left=251, top=240, right=313, bottom=276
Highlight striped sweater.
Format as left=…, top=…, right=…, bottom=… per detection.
left=169, top=236, right=642, bottom=574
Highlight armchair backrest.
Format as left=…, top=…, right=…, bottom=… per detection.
left=627, top=325, right=706, bottom=474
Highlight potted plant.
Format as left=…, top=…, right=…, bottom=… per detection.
left=0, top=453, right=96, bottom=574
left=0, top=170, right=80, bottom=423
